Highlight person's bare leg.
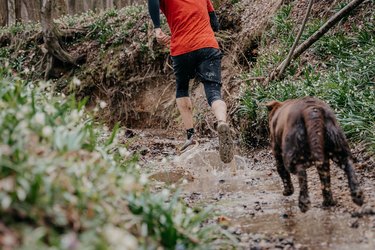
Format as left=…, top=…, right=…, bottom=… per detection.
left=211, top=99, right=227, bottom=122
left=176, top=97, right=196, bottom=151
left=176, top=97, right=193, bottom=129
left=212, top=99, right=234, bottom=163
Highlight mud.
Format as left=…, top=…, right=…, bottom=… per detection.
left=129, top=129, right=375, bottom=249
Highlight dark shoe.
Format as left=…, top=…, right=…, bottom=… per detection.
left=217, top=122, right=234, bottom=163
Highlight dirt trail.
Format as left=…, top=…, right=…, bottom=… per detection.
left=128, top=129, right=375, bottom=249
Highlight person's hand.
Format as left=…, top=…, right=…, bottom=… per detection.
left=154, top=28, right=170, bottom=46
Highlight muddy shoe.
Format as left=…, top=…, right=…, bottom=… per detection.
left=217, top=122, right=234, bottom=163
left=179, top=138, right=195, bottom=152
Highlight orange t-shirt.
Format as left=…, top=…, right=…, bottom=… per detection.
left=160, top=0, right=219, bottom=56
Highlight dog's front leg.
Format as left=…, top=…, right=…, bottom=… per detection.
left=297, top=165, right=310, bottom=212
left=317, top=159, right=337, bottom=207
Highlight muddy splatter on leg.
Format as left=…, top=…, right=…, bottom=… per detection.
left=317, top=160, right=336, bottom=207
left=275, top=154, right=294, bottom=196
left=297, top=165, right=310, bottom=212
left=340, top=158, right=364, bottom=206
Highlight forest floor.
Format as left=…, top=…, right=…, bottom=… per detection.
left=1, top=0, right=374, bottom=248
left=126, top=128, right=375, bottom=249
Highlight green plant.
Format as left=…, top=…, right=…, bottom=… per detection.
left=0, top=67, right=228, bottom=248
left=240, top=19, right=375, bottom=152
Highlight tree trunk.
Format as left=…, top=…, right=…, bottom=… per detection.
left=22, top=0, right=41, bottom=22
left=15, top=0, right=22, bottom=22
left=41, top=0, right=82, bottom=79
left=67, top=0, right=75, bottom=15
left=0, top=0, right=8, bottom=26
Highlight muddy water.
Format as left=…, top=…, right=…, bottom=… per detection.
left=133, top=131, right=375, bottom=249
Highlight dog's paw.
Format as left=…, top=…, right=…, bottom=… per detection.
left=322, top=198, right=337, bottom=207
left=299, top=198, right=311, bottom=213
left=352, top=190, right=364, bottom=206
left=283, top=187, right=294, bottom=196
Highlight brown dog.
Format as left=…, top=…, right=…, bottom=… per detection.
left=266, top=97, right=364, bottom=212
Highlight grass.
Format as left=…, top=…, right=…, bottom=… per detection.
left=0, top=67, right=231, bottom=249
left=240, top=4, right=375, bottom=152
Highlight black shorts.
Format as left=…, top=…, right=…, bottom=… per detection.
left=171, top=48, right=222, bottom=106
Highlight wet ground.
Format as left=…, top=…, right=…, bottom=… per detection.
left=128, top=129, right=375, bottom=250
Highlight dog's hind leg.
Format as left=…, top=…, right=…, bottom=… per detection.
left=339, top=157, right=364, bottom=206
left=326, top=120, right=364, bottom=206
left=275, top=154, right=294, bottom=196
left=317, top=159, right=336, bottom=207
left=296, top=164, right=310, bottom=212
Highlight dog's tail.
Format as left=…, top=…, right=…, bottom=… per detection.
left=302, top=106, right=325, bottom=162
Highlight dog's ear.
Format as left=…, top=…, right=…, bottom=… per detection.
left=265, top=100, right=281, bottom=112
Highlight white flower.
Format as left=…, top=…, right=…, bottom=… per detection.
left=1, top=195, right=11, bottom=209
left=139, top=174, right=148, bottom=185
left=72, top=77, right=81, bottom=86
left=119, top=147, right=131, bottom=158
left=24, top=67, right=30, bottom=74
left=34, top=112, right=45, bottom=125
left=123, top=176, right=136, bottom=191
left=99, top=101, right=107, bottom=109
left=161, top=189, right=170, bottom=198
left=70, top=110, right=79, bottom=121
left=42, top=126, right=53, bottom=137
left=182, top=179, right=188, bottom=184
left=45, top=105, right=56, bottom=115
left=103, top=226, right=138, bottom=250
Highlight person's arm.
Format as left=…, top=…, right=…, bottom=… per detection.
left=206, top=0, right=219, bottom=32
left=148, top=0, right=160, bottom=28
left=148, top=0, right=170, bottom=46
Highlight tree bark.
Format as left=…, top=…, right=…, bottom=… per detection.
left=15, top=0, right=22, bottom=22
left=22, top=0, right=41, bottom=22
left=0, top=0, right=8, bottom=26
left=41, top=0, right=82, bottom=79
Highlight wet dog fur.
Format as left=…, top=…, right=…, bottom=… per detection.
left=266, top=97, right=364, bottom=212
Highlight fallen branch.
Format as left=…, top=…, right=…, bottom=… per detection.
left=275, top=0, right=314, bottom=80
left=267, top=0, right=366, bottom=83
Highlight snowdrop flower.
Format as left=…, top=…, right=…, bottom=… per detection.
left=123, top=176, right=136, bottom=191
left=42, top=126, right=53, bottom=137
left=24, top=67, right=30, bottom=74
left=34, top=112, right=45, bottom=125
left=72, top=77, right=81, bottom=86
left=99, top=100, right=107, bottom=109
left=139, top=174, right=148, bottom=185
left=45, top=104, right=56, bottom=115
left=119, top=147, right=131, bottom=157
left=70, top=110, right=79, bottom=121
left=103, top=226, right=138, bottom=250
left=161, top=189, right=170, bottom=198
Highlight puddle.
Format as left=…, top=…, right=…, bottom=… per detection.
left=146, top=139, right=375, bottom=249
